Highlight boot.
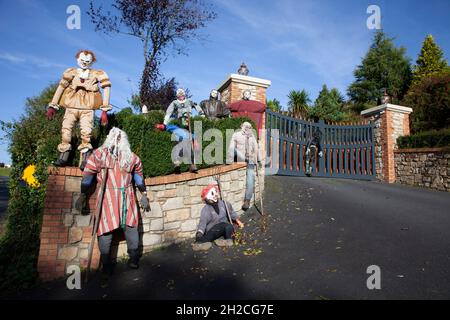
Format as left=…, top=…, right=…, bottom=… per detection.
left=242, top=199, right=251, bottom=211
left=189, top=164, right=198, bottom=173
left=192, top=242, right=212, bottom=251
left=79, top=150, right=92, bottom=171
left=101, top=254, right=113, bottom=276
left=54, top=151, right=70, bottom=167
left=127, top=249, right=140, bottom=269
left=174, top=165, right=181, bottom=174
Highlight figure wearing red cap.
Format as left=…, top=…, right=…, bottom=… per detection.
left=192, top=183, right=244, bottom=251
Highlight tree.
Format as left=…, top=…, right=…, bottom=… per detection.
left=309, top=84, right=346, bottom=122
left=347, top=31, right=412, bottom=112
left=88, top=0, right=216, bottom=109
left=266, top=98, right=282, bottom=112
left=402, top=72, right=450, bottom=132
left=288, top=90, right=310, bottom=118
left=412, top=34, right=449, bottom=85
left=129, top=77, right=177, bottom=112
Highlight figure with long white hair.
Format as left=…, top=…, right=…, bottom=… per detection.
left=76, top=127, right=150, bottom=278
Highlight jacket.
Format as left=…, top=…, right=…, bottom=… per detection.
left=197, top=200, right=238, bottom=235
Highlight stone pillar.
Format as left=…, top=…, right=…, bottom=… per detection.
left=217, top=73, right=271, bottom=105
left=361, top=103, right=413, bottom=183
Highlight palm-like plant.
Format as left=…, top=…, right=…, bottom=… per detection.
left=288, top=89, right=311, bottom=118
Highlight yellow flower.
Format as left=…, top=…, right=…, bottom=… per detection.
left=22, top=165, right=40, bottom=188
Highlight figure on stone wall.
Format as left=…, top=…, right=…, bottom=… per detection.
left=227, top=121, right=262, bottom=211
left=199, top=89, right=231, bottom=120
left=47, top=50, right=112, bottom=170
left=75, top=127, right=151, bottom=277
left=160, top=88, right=205, bottom=173
left=237, top=62, right=249, bottom=76
left=192, top=183, right=244, bottom=251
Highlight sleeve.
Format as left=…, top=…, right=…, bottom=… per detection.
left=221, top=102, right=231, bottom=117
left=83, top=151, right=100, bottom=175
left=197, top=207, right=210, bottom=235
left=164, top=101, right=176, bottom=125
left=97, top=70, right=111, bottom=89
left=253, top=136, right=261, bottom=162
left=133, top=155, right=146, bottom=192
left=59, top=68, right=75, bottom=88
left=227, top=133, right=237, bottom=164
left=194, top=103, right=205, bottom=117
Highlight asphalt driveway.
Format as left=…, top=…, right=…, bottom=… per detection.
left=10, top=176, right=450, bottom=300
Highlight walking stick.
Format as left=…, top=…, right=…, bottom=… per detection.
left=85, top=167, right=108, bottom=283
left=186, top=109, right=196, bottom=170
left=255, top=162, right=264, bottom=216
left=212, top=168, right=235, bottom=230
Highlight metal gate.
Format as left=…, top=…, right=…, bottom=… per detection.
left=265, top=109, right=375, bottom=180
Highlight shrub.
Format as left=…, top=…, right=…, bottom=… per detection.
left=397, top=128, right=450, bottom=149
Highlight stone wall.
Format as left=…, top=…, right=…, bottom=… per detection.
left=394, top=148, right=450, bottom=192
left=37, top=163, right=263, bottom=281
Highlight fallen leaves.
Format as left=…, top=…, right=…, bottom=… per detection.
left=243, top=248, right=263, bottom=256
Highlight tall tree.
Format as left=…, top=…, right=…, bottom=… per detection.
left=267, top=98, right=282, bottom=112
left=288, top=89, right=310, bottom=118
left=309, top=84, right=346, bottom=122
left=347, top=31, right=412, bottom=112
left=88, top=0, right=216, bottom=110
left=412, top=34, right=449, bottom=85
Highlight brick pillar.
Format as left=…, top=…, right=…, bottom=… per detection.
left=37, top=167, right=100, bottom=282
left=217, top=73, right=271, bottom=105
left=361, top=103, right=413, bottom=183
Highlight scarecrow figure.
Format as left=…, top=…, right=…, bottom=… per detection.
left=192, top=183, right=244, bottom=251
left=227, top=121, right=261, bottom=211
left=47, top=50, right=112, bottom=170
left=76, top=127, right=151, bottom=275
left=305, top=127, right=323, bottom=177
left=161, top=88, right=205, bottom=173
left=199, top=89, right=231, bottom=120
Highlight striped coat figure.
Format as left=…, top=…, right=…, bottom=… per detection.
left=84, top=148, right=144, bottom=236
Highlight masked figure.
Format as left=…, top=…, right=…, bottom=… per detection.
left=76, top=127, right=151, bottom=275
left=227, top=121, right=261, bottom=211
left=47, top=50, right=112, bottom=170
left=199, top=89, right=231, bottom=120
left=305, top=127, right=323, bottom=177
left=192, top=183, right=244, bottom=251
left=162, top=88, right=205, bottom=173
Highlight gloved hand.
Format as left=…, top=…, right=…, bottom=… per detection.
left=47, top=106, right=57, bottom=120
left=155, top=123, right=166, bottom=131
left=140, top=195, right=151, bottom=212
left=100, top=111, right=108, bottom=127
left=195, top=231, right=203, bottom=242
left=75, top=193, right=87, bottom=213
left=235, top=218, right=245, bottom=229
left=318, top=151, right=323, bottom=158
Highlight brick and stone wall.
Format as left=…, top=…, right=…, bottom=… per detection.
left=37, top=163, right=263, bottom=281
left=394, top=148, right=450, bottom=192
left=361, top=103, right=412, bottom=183
left=217, top=74, right=271, bottom=106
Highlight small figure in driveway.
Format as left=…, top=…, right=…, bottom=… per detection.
left=305, top=127, right=323, bottom=177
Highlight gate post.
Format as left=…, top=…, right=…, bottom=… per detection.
left=361, top=103, right=412, bottom=183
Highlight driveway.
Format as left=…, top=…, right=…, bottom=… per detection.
left=9, top=176, right=450, bottom=300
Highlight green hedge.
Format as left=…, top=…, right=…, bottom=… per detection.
left=397, top=128, right=450, bottom=149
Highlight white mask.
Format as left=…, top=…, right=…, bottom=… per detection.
left=243, top=90, right=251, bottom=100
left=206, top=187, right=219, bottom=203
left=210, top=90, right=218, bottom=99
left=77, top=52, right=93, bottom=70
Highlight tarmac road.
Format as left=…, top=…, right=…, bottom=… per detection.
left=9, top=176, right=450, bottom=300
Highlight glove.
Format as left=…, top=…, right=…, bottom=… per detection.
left=195, top=231, right=203, bottom=242
left=75, top=193, right=87, bottom=213
left=318, top=151, right=323, bottom=158
left=47, top=106, right=56, bottom=120
left=140, top=195, right=151, bottom=212
left=100, top=111, right=108, bottom=126
left=155, top=123, right=166, bottom=131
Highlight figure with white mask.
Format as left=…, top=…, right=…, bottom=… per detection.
left=227, top=121, right=261, bottom=211
left=47, top=50, right=112, bottom=170
left=161, top=88, right=205, bottom=173
left=192, top=183, right=244, bottom=251
left=75, top=128, right=151, bottom=277
left=199, top=89, right=231, bottom=120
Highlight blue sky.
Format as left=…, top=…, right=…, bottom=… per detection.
left=0, top=0, right=449, bottom=164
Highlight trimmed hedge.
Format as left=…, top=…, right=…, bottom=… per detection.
left=397, top=128, right=450, bottom=149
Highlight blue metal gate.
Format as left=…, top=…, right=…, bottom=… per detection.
left=265, top=109, right=375, bottom=180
